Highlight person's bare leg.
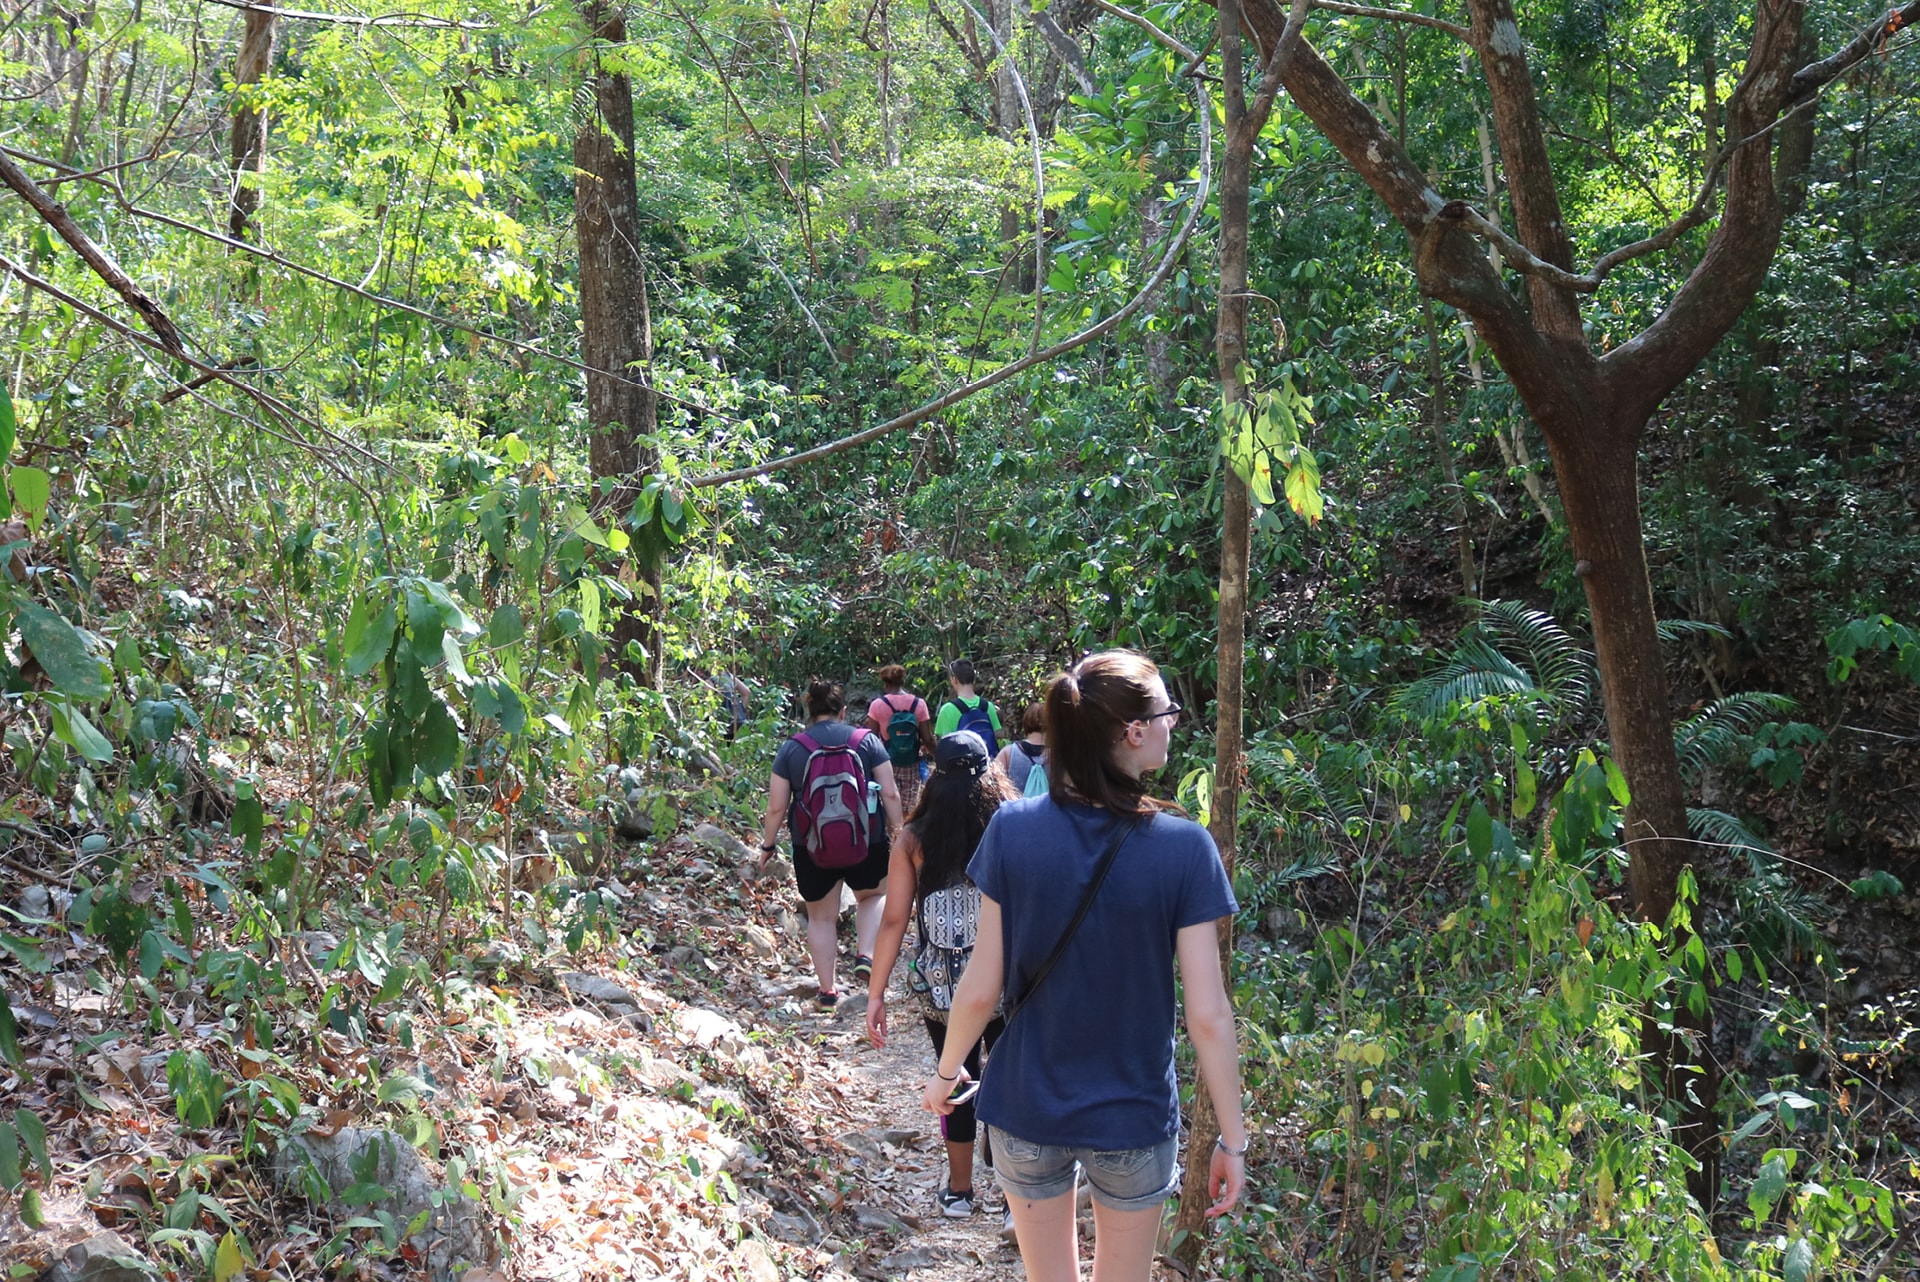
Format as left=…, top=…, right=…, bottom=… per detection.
left=1088, top=1199, right=1162, bottom=1282
left=803, top=893, right=840, bottom=994
left=854, top=886, right=886, bottom=961
left=944, top=1138, right=975, bottom=1196
left=1008, top=1185, right=1078, bottom=1282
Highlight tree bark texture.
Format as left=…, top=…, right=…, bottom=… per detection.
left=228, top=8, right=276, bottom=241
left=1214, top=0, right=1811, bottom=1211
left=574, top=0, right=663, bottom=686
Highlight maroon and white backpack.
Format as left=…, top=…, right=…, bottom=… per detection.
left=792, top=729, right=873, bottom=868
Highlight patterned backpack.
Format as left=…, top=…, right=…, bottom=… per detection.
left=907, top=879, right=994, bottom=1020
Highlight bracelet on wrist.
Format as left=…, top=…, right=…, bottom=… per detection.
left=1215, top=1135, right=1250, bottom=1158
left=759, top=842, right=778, bottom=852
left=937, top=1068, right=958, bottom=1081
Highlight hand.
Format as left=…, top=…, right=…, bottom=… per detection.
left=755, top=843, right=774, bottom=876
left=923, top=1067, right=970, bottom=1116
left=866, top=995, right=888, bottom=1047
left=1205, top=1144, right=1245, bottom=1218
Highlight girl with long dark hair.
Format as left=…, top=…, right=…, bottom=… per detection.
left=919, top=650, right=1247, bottom=1282
left=866, top=730, right=1017, bottom=1218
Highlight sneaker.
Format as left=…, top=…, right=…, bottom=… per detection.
left=852, top=954, right=873, bottom=983
left=999, top=1208, right=1018, bottom=1244
left=814, top=990, right=839, bottom=1010
left=937, top=1184, right=975, bottom=1218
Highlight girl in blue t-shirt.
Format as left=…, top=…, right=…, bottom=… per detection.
left=920, top=650, right=1248, bottom=1282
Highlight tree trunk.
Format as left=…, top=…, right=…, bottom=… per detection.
left=1538, top=401, right=1719, bottom=1208
left=1170, top=0, right=1268, bottom=1261
left=228, top=7, right=276, bottom=241
left=574, top=0, right=663, bottom=686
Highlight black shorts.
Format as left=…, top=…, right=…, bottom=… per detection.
left=792, top=836, right=890, bottom=904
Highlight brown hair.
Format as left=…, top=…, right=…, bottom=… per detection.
left=804, top=678, right=846, bottom=718
left=877, top=664, right=907, bottom=690
left=1044, top=650, right=1178, bottom=816
left=1020, top=701, right=1045, bottom=735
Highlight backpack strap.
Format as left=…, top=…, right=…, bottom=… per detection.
left=1002, top=814, right=1139, bottom=1029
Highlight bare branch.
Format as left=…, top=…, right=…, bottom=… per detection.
left=955, top=0, right=1049, bottom=355
left=201, top=0, right=493, bottom=28
left=1088, top=0, right=1201, bottom=64
left=1787, top=0, right=1919, bottom=101
left=0, top=146, right=741, bottom=422
left=1249, top=0, right=1313, bottom=124
left=0, top=150, right=186, bottom=356
left=689, top=71, right=1216, bottom=489
left=1309, top=0, right=1470, bottom=42
left=0, top=252, right=394, bottom=484
left=1034, top=8, right=1097, bottom=96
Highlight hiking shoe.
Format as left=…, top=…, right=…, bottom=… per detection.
left=852, top=954, right=873, bottom=983
left=999, top=1208, right=1018, bottom=1244
left=937, top=1184, right=975, bottom=1218
left=814, top=990, right=839, bottom=1010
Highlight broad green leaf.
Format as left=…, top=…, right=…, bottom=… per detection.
left=17, top=602, right=108, bottom=699
left=0, top=1123, right=19, bottom=1191
left=488, top=602, right=524, bottom=647
left=345, top=599, right=398, bottom=677
left=0, top=390, right=15, bottom=459
left=1466, top=801, right=1493, bottom=861
left=14, top=1113, right=58, bottom=1190
left=560, top=500, right=610, bottom=547
left=233, top=787, right=264, bottom=856
left=0, top=992, right=21, bottom=1067
left=412, top=699, right=461, bottom=777
left=1782, top=1236, right=1813, bottom=1282
left=1747, top=1154, right=1789, bottom=1218
left=51, top=700, right=113, bottom=763
left=19, top=1186, right=44, bottom=1228
left=441, top=632, right=470, bottom=684
left=213, top=1230, right=246, bottom=1282
left=1284, top=460, right=1323, bottom=524
left=420, top=578, right=480, bottom=636
left=7, top=466, right=50, bottom=532
left=579, top=579, right=601, bottom=635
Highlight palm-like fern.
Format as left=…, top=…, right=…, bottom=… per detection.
left=1395, top=599, right=1592, bottom=724
left=1673, top=692, right=1797, bottom=784
left=1690, top=807, right=1830, bottom=970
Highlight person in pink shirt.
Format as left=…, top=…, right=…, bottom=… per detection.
left=868, top=664, right=935, bottom=815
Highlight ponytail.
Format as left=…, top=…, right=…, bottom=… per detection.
left=1043, top=649, right=1178, bottom=816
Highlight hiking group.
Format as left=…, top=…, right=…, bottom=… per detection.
left=757, top=653, right=1246, bottom=1282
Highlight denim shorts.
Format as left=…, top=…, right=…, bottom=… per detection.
left=987, top=1127, right=1181, bottom=1212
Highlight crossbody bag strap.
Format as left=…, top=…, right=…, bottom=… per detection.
left=1002, top=814, right=1139, bottom=1029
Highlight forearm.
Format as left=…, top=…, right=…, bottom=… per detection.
left=1187, top=1005, right=1248, bottom=1148
left=936, top=976, right=998, bottom=1076
left=759, top=800, right=783, bottom=850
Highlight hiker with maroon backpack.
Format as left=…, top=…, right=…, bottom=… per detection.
left=866, top=664, right=935, bottom=815
left=758, top=679, right=903, bottom=1009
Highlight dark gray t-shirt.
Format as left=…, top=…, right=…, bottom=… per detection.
left=969, top=797, right=1236, bottom=1149
left=772, top=721, right=890, bottom=836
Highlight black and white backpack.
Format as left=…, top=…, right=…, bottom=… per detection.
left=907, top=880, right=991, bottom=1020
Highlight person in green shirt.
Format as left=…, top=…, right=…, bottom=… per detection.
left=933, top=658, right=1002, bottom=757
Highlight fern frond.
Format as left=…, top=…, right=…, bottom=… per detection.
left=1674, top=692, right=1797, bottom=782
left=1394, top=639, right=1540, bottom=718
left=1479, top=599, right=1593, bottom=709
left=1658, top=618, right=1733, bottom=645
left=1689, top=807, right=1775, bottom=875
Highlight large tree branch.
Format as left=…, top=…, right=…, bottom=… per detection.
left=0, top=150, right=186, bottom=356
left=1465, top=0, right=1581, bottom=339
left=1602, top=0, right=1803, bottom=425
left=689, top=67, right=1215, bottom=488
left=1787, top=0, right=1918, bottom=100
left=1310, top=0, right=1470, bottom=42
left=201, top=0, right=492, bottom=28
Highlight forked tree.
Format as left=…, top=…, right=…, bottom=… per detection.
left=1165, top=0, right=1916, bottom=1243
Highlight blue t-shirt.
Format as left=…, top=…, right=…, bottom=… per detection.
left=968, top=797, right=1236, bottom=1150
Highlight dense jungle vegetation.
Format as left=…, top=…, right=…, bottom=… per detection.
left=0, top=0, right=1916, bottom=1275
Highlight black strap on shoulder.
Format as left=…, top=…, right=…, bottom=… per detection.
left=1003, top=814, right=1140, bottom=1029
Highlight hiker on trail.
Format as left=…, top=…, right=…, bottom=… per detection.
left=921, top=650, right=1247, bottom=1282
left=865, top=730, right=1016, bottom=1222
left=996, top=701, right=1048, bottom=796
left=865, top=664, right=935, bottom=815
left=933, top=658, right=1002, bottom=758
left=757, top=679, right=903, bottom=1009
